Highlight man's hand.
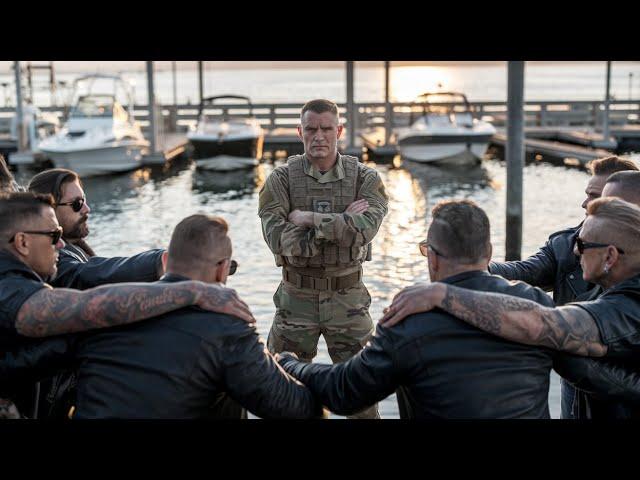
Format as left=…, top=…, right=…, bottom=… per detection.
left=345, top=198, right=369, bottom=214
left=288, top=209, right=314, bottom=227
left=274, top=351, right=299, bottom=362
left=0, top=398, right=21, bottom=419
left=196, top=283, right=256, bottom=324
left=379, top=282, right=447, bottom=327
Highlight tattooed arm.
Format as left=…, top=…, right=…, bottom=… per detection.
left=16, top=281, right=255, bottom=337
left=380, top=283, right=607, bottom=357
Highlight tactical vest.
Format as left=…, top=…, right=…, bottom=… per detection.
left=277, top=154, right=370, bottom=269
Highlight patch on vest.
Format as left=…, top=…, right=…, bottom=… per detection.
left=313, top=199, right=333, bottom=213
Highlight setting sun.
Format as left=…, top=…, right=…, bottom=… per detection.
left=390, top=66, right=454, bottom=102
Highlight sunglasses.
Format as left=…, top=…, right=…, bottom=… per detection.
left=9, top=226, right=63, bottom=245
left=418, top=240, right=446, bottom=258
left=217, top=258, right=238, bottom=275
left=57, top=197, right=86, bottom=213
left=576, top=237, right=625, bottom=255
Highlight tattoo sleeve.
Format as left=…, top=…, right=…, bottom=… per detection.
left=15, top=281, right=203, bottom=337
left=441, top=285, right=607, bottom=357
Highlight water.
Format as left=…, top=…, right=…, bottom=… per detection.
left=2, top=61, right=640, bottom=107
left=6, top=60, right=639, bottom=417
left=15, top=153, right=634, bottom=418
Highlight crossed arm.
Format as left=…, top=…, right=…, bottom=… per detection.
left=258, top=167, right=388, bottom=257
left=380, top=283, right=607, bottom=357
left=16, top=281, right=255, bottom=337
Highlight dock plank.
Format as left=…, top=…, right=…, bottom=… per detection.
left=490, top=133, right=612, bottom=164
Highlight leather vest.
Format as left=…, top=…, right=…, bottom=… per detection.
left=279, top=154, right=368, bottom=269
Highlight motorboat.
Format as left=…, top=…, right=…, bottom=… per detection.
left=188, top=95, right=264, bottom=171
left=1, top=104, right=60, bottom=165
left=38, top=74, right=150, bottom=177
left=395, top=92, right=496, bottom=165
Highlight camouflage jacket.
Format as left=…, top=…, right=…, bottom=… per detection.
left=258, top=154, right=388, bottom=271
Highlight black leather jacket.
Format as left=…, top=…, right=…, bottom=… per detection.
left=278, top=271, right=640, bottom=418
left=489, top=225, right=633, bottom=418
left=34, top=242, right=164, bottom=419
left=489, top=224, right=597, bottom=306
left=51, top=241, right=163, bottom=289
left=0, top=274, right=322, bottom=419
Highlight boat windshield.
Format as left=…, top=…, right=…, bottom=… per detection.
left=70, top=95, right=115, bottom=118
left=201, top=113, right=253, bottom=124
left=415, top=93, right=470, bottom=114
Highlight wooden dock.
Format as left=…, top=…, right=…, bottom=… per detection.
left=141, top=132, right=190, bottom=165
left=490, top=132, right=613, bottom=166
left=359, top=127, right=399, bottom=157
left=518, top=126, right=618, bottom=149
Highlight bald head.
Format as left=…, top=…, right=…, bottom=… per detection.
left=602, top=171, right=640, bottom=206
left=427, top=200, right=491, bottom=264
left=166, top=215, right=232, bottom=280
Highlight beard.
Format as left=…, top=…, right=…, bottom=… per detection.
left=64, top=214, right=90, bottom=241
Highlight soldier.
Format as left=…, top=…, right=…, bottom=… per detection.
left=258, top=99, right=389, bottom=419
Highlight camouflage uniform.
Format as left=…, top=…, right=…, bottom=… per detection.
left=259, top=153, right=388, bottom=419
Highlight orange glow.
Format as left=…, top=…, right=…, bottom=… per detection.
left=391, top=67, right=454, bottom=102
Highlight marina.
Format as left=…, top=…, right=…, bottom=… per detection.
left=2, top=61, right=640, bottom=419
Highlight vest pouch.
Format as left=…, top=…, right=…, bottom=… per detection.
left=338, top=245, right=352, bottom=264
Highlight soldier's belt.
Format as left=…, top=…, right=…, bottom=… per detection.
left=283, top=267, right=362, bottom=291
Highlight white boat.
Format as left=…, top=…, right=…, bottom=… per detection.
left=188, top=95, right=264, bottom=171
left=395, top=92, right=496, bottom=165
left=2, top=104, right=60, bottom=165
left=38, top=74, right=150, bottom=177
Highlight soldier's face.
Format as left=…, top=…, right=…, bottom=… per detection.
left=298, top=111, right=343, bottom=161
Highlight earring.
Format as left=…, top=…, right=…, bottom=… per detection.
left=603, top=264, right=610, bottom=275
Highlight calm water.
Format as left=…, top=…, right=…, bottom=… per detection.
left=15, top=153, right=635, bottom=419
left=2, top=61, right=640, bottom=107
left=6, top=61, right=640, bottom=418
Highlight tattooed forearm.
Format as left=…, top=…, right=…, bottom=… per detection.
left=536, top=307, right=607, bottom=356
left=16, top=281, right=204, bottom=337
left=441, top=285, right=607, bottom=357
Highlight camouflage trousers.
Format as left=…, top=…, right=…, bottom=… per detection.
left=267, top=279, right=380, bottom=419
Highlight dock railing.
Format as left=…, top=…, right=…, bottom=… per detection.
left=1, top=100, right=638, bottom=138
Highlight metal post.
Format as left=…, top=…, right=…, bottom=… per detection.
left=506, top=61, right=525, bottom=261
left=172, top=61, right=178, bottom=107
left=198, top=61, right=204, bottom=105
left=384, top=61, right=391, bottom=144
left=346, top=61, right=355, bottom=148
left=50, top=61, right=57, bottom=107
left=146, top=61, right=158, bottom=153
left=171, top=61, right=178, bottom=132
left=603, top=61, right=611, bottom=140
left=13, top=61, right=27, bottom=151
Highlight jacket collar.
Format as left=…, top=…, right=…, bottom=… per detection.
left=159, top=272, right=193, bottom=283
left=601, top=272, right=640, bottom=297
left=61, top=240, right=90, bottom=262
left=0, top=249, right=44, bottom=281
left=440, top=269, right=491, bottom=286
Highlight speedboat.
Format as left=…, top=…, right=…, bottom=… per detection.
left=38, top=74, right=150, bottom=177
left=395, top=92, right=496, bottom=165
left=2, top=104, right=60, bottom=166
left=188, top=95, right=264, bottom=171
